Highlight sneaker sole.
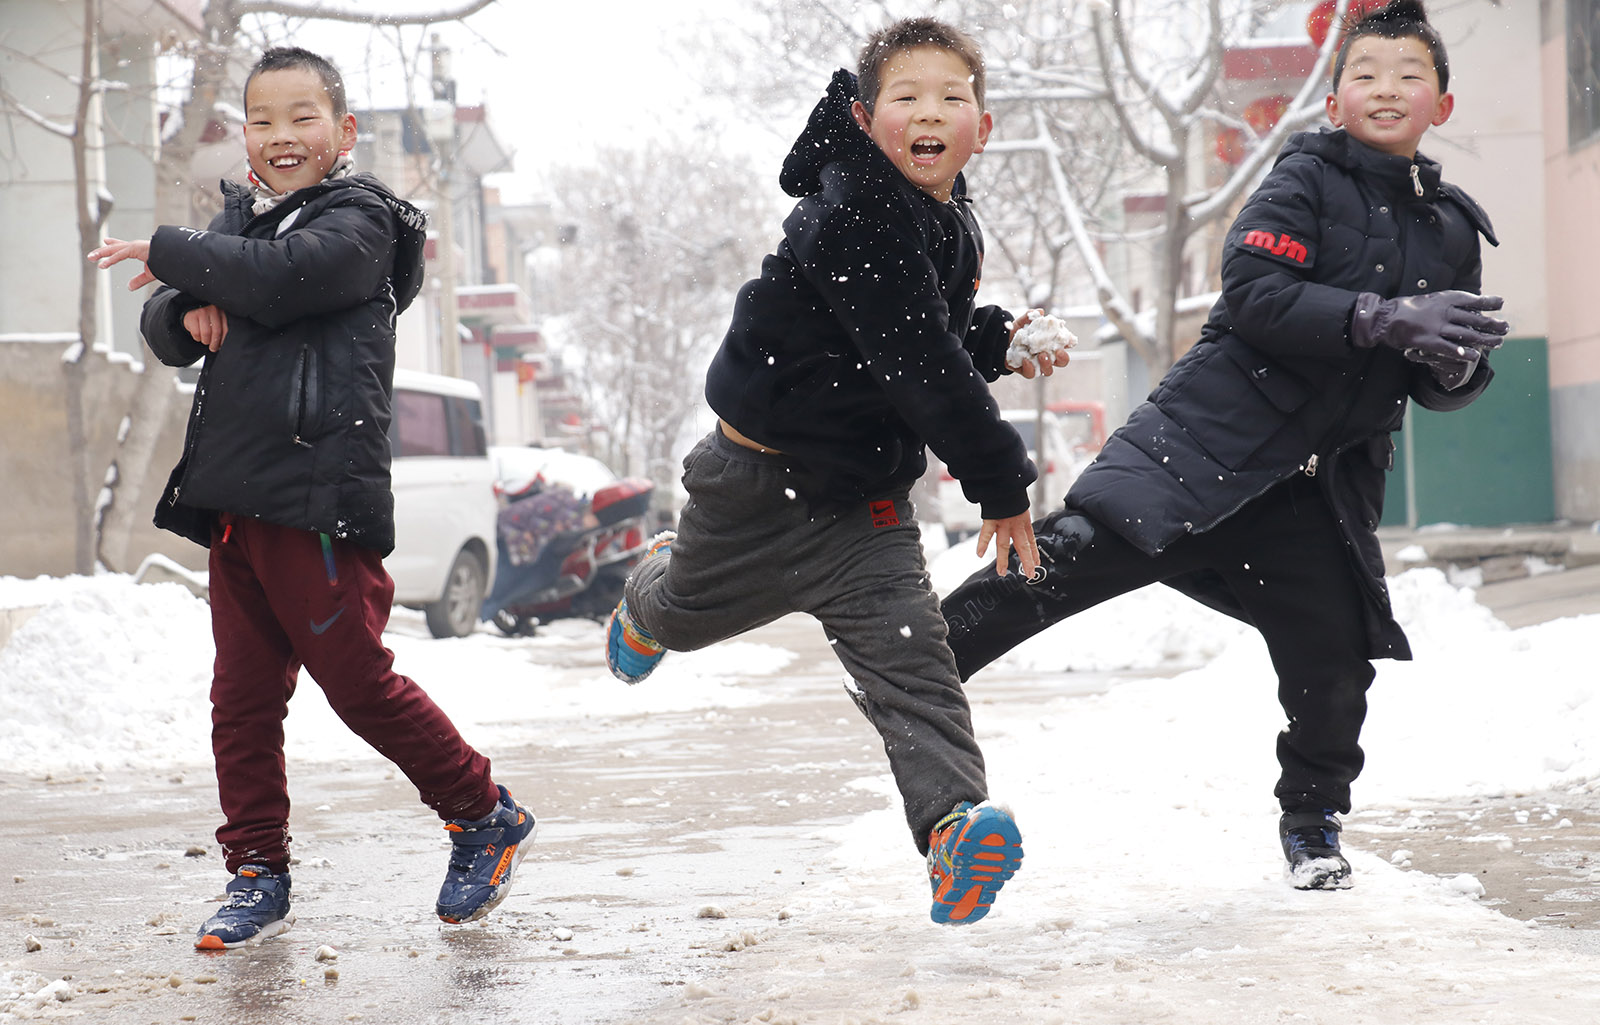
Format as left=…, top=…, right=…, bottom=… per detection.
left=438, top=819, right=538, bottom=924
left=931, top=806, right=1024, bottom=925
left=1286, top=855, right=1354, bottom=891
left=195, top=911, right=295, bottom=951
left=605, top=603, right=665, bottom=685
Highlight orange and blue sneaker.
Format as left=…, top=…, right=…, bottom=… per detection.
left=605, top=531, right=674, bottom=684
left=194, top=865, right=293, bottom=950
left=926, top=801, right=1024, bottom=925
left=436, top=785, right=536, bottom=924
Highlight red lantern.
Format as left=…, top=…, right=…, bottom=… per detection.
left=1216, top=127, right=1247, bottom=165
left=1243, top=95, right=1293, bottom=135
left=1307, top=0, right=1390, bottom=50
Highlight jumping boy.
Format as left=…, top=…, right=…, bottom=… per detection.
left=938, top=0, right=1507, bottom=890
left=88, top=47, right=533, bottom=947
left=603, top=18, right=1072, bottom=924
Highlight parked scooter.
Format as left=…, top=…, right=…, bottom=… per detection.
left=480, top=474, right=655, bottom=637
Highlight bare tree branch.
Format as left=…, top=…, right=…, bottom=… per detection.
left=1091, top=5, right=1177, bottom=167
left=1021, top=107, right=1154, bottom=366
left=232, top=0, right=498, bottom=27
left=1172, top=0, right=1226, bottom=117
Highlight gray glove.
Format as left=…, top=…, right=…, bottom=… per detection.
left=1350, top=290, right=1509, bottom=390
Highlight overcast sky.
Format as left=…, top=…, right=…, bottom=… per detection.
left=286, top=0, right=798, bottom=201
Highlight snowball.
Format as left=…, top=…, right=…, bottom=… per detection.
left=1006, top=313, right=1078, bottom=369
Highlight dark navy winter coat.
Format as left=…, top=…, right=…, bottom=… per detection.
left=140, top=174, right=428, bottom=555
left=704, top=69, right=1035, bottom=517
left=1068, top=128, right=1499, bottom=659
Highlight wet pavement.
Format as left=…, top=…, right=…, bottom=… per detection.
left=3, top=552, right=1599, bottom=1021
left=0, top=617, right=899, bottom=1024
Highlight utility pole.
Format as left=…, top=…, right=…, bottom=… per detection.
left=430, top=34, right=461, bottom=379
left=435, top=165, right=461, bottom=378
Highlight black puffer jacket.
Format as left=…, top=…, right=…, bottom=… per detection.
left=140, top=173, right=427, bottom=554
left=704, top=69, right=1035, bottom=517
left=1068, top=128, right=1498, bottom=658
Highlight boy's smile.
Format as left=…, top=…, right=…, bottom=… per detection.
left=1326, top=36, right=1453, bottom=158
left=851, top=45, right=992, bottom=202
left=244, top=66, right=357, bottom=195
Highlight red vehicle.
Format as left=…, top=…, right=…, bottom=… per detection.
left=1045, top=399, right=1108, bottom=456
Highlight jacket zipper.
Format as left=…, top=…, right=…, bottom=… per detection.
left=1410, top=163, right=1423, bottom=197
left=290, top=345, right=314, bottom=448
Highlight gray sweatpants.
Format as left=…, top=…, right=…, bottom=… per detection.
left=626, top=427, right=988, bottom=853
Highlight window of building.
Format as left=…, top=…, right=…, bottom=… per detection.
left=1571, top=0, right=1600, bottom=147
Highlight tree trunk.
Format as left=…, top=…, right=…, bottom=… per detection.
left=67, top=0, right=106, bottom=576
left=1153, top=128, right=1189, bottom=374
left=154, top=0, right=238, bottom=225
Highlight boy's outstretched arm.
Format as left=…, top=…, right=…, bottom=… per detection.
left=976, top=511, right=1040, bottom=579
left=89, top=236, right=217, bottom=367
left=88, top=237, right=161, bottom=290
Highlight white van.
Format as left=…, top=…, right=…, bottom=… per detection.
left=936, top=408, right=1082, bottom=543
left=385, top=369, right=498, bottom=638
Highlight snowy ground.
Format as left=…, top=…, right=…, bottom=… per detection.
left=2, top=545, right=1599, bottom=1023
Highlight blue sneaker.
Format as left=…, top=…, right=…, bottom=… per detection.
left=926, top=801, right=1024, bottom=925
left=605, top=531, right=674, bottom=684
left=436, top=785, right=536, bottom=923
left=195, top=865, right=293, bottom=950
left=1280, top=809, right=1353, bottom=890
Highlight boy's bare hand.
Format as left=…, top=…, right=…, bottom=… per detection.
left=976, top=512, right=1040, bottom=579
left=1013, top=347, right=1073, bottom=379
left=87, top=237, right=161, bottom=290
left=183, top=305, right=229, bottom=351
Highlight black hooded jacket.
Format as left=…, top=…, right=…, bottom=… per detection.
left=139, top=172, right=428, bottom=554
left=1067, top=128, right=1498, bottom=659
left=704, top=69, right=1035, bottom=517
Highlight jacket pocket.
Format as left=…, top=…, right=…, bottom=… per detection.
left=1162, top=337, right=1313, bottom=471
left=288, top=344, right=323, bottom=447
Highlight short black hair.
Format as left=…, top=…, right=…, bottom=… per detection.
left=856, top=17, right=986, bottom=115
left=1332, top=0, right=1449, bottom=93
left=244, top=46, right=349, bottom=119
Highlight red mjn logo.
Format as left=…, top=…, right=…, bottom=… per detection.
left=1241, top=230, right=1307, bottom=264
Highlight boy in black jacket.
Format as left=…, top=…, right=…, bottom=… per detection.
left=939, top=1, right=1508, bottom=891
left=604, top=18, right=1071, bottom=925
left=89, top=47, right=532, bottom=948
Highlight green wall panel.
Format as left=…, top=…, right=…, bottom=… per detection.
left=1382, top=337, right=1554, bottom=527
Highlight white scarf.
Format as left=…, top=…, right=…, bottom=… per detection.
left=247, top=151, right=355, bottom=216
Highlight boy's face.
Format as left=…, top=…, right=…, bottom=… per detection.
left=1326, top=35, right=1453, bottom=158
left=243, top=66, right=358, bottom=194
left=851, top=45, right=992, bottom=202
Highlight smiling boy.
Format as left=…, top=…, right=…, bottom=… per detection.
left=938, top=0, right=1509, bottom=891
left=89, top=47, right=533, bottom=948
left=603, top=18, right=1069, bottom=925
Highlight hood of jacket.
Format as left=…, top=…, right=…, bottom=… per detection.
left=219, top=173, right=429, bottom=313
left=778, top=68, right=968, bottom=202
left=1278, top=128, right=1497, bottom=245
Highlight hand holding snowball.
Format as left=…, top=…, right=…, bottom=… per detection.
left=1006, top=309, right=1077, bottom=379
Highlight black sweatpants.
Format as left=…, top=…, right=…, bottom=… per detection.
left=941, top=473, right=1375, bottom=814
left=626, top=427, right=987, bottom=853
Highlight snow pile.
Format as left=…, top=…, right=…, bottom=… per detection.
left=0, top=577, right=217, bottom=773
left=0, top=574, right=793, bottom=776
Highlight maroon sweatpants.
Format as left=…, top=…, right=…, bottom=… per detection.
left=206, top=513, right=499, bottom=873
